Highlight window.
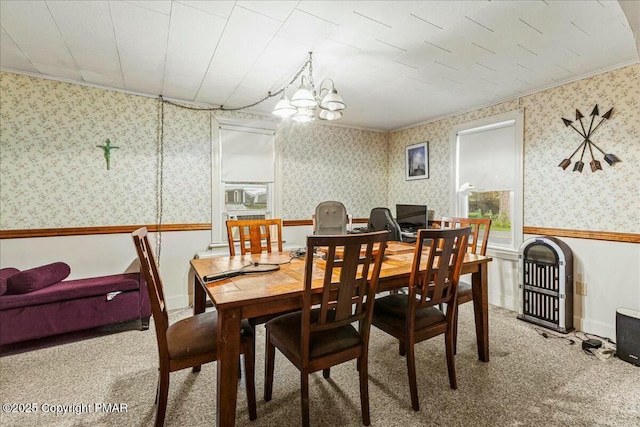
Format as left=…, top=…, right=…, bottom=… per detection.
left=211, top=117, right=279, bottom=244
left=450, top=110, right=524, bottom=251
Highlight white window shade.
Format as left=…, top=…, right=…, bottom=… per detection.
left=458, top=121, right=515, bottom=192
left=220, top=126, right=275, bottom=182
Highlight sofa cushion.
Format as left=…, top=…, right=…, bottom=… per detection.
left=0, top=273, right=140, bottom=311
left=6, top=262, right=71, bottom=295
left=0, top=268, right=20, bottom=296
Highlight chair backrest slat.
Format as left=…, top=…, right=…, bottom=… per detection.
left=226, top=218, right=283, bottom=256
left=410, top=228, right=470, bottom=310
left=439, top=217, right=491, bottom=256
left=302, top=232, right=389, bottom=362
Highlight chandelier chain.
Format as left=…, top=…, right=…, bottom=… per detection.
left=161, top=54, right=313, bottom=112
left=156, top=98, right=165, bottom=265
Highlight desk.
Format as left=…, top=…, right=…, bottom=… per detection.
left=191, top=243, right=491, bottom=426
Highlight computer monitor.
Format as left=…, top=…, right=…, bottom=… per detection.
left=395, top=204, right=427, bottom=231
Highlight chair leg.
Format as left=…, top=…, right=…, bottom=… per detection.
left=323, top=368, right=330, bottom=379
left=192, top=365, right=201, bottom=373
left=358, top=355, right=371, bottom=426
left=243, top=340, right=257, bottom=421
left=301, top=370, right=310, bottom=427
left=405, top=342, right=419, bottom=411
left=453, top=308, right=459, bottom=355
left=399, top=340, right=406, bottom=356
left=155, top=367, right=170, bottom=427
left=445, top=330, right=458, bottom=390
left=264, top=330, right=275, bottom=402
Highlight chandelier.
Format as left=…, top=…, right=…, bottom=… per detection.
left=272, top=52, right=346, bottom=123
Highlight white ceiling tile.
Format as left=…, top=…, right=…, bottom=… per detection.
left=277, top=9, right=338, bottom=47
left=295, top=1, right=359, bottom=26
left=0, top=28, right=38, bottom=72
left=110, top=0, right=170, bottom=59
left=1, top=0, right=636, bottom=130
left=237, top=1, right=297, bottom=22
left=0, top=0, right=77, bottom=70
left=118, top=51, right=163, bottom=74
left=79, top=69, right=124, bottom=87
left=121, top=69, right=163, bottom=94
left=161, top=83, right=198, bottom=100
left=31, top=63, right=82, bottom=80
left=73, top=51, right=121, bottom=73
left=164, top=2, right=226, bottom=76
left=46, top=1, right=118, bottom=56
left=176, top=0, right=234, bottom=19
left=122, top=0, right=172, bottom=16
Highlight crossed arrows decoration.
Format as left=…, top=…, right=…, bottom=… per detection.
left=559, top=105, right=620, bottom=172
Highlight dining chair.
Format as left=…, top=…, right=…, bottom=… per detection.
left=371, top=227, right=470, bottom=411
left=439, top=217, right=491, bottom=351
left=264, top=231, right=389, bottom=427
left=225, top=218, right=292, bottom=335
left=367, top=207, right=403, bottom=241
left=131, top=227, right=257, bottom=427
left=313, top=201, right=348, bottom=235
left=226, top=218, right=283, bottom=256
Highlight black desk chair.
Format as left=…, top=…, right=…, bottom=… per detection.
left=367, top=207, right=403, bottom=241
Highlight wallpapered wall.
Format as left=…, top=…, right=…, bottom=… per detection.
left=277, top=121, right=388, bottom=219
left=0, top=71, right=388, bottom=230
left=389, top=64, right=640, bottom=233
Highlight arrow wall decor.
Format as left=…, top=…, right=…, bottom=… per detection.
left=559, top=105, right=620, bottom=173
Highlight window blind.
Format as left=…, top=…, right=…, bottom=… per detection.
left=457, top=121, right=516, bottom=192
left=220, top=126, right=275, bottom=183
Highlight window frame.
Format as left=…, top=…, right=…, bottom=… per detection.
left=211, top=116, right=281, bottom=244
left=449, top=109, right=524, bottom=253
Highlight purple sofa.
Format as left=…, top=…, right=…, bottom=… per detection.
left=0, top=264, right=151, bottom=347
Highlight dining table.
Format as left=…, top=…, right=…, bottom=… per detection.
left=190, top=241, right=492, bottom=426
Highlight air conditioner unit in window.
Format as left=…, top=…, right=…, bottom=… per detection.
left=228, top=213, right=268, bottom=221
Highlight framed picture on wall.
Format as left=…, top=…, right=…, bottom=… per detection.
left=405, top=142, right=429, bottom=180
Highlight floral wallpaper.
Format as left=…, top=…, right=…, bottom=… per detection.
left=0, top=72, right=210, bottom=229
left=277, top=122, right=388, bottom=219
left=0, top=72, right=389, bottom=229
left=2, top=65, right=637, bottom=232
left=389, top=64, right=640, bottom=234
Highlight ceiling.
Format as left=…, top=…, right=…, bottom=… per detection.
left=1, top=1, right=637, bottom=131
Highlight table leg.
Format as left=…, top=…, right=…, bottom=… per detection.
left=193, top=271, right=205, bottom=316
left=217, top=306, right=242, bottom=427
left=472, top=262, right=490, bottom=362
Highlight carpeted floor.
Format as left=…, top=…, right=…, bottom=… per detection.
left=1, top=304, right=638, bottom=427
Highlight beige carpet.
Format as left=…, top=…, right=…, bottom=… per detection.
left=1, top=304, right=638, bottom=427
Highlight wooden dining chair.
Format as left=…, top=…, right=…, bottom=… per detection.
left=264, top=231, right=389, bottom=427
left=371, top=227, right=470, bottom=411
left=225, top=218, right=290, bottom=333
left=226, top=218, right=283, bottom=256
left=131, top=227, right=257, bottom=427
left=439, top=217, right=491, bottom=351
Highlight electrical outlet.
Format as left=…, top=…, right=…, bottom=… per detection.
left=576, top=281, right=587, bottom=296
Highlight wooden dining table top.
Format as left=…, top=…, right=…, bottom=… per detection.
left=191, top=241, right=490, bottom=310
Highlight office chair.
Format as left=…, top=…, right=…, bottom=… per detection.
left=314, top=201, right=347, bottom=235
left=367, top=207, right=403, bottom=241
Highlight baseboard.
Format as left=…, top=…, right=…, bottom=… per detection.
left=489, top=291, right=518, bottom=312
left=573, top=316, right=615, bottom=340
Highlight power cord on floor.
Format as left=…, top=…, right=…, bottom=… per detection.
left=534, top=327, right=576, bottom=345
